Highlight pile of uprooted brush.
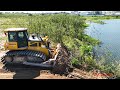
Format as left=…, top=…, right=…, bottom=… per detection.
left=51, top=43, right=73, bottom=75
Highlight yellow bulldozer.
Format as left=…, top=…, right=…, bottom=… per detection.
left=1, top=28, right=61, bottom=68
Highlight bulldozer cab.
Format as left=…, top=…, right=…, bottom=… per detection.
left=4, top=28, right=28, bottom=49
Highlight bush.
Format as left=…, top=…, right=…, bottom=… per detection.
left=71, top=57, right=79, bottom=66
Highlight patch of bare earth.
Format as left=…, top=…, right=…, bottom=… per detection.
left=68, top=68, right=108, bottom=79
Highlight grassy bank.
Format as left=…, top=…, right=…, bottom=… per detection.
left=82, top=15, right=120, bottom=24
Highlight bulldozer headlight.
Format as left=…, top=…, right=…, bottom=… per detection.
left=41, top=45, right=46, bottom=48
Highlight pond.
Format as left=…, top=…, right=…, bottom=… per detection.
left=85, top=19, right=120, bottom=62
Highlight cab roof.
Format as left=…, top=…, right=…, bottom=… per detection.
left=4, top=28, right=28, bottom=32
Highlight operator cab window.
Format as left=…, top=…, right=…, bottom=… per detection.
left=8, top=32, right=17, bottom=42
left=17, top=31, right=28, bottom=41
left=18, top=32, right=24, bottom=39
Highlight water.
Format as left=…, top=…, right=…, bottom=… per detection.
left=85, top=19, right=120, bottom=61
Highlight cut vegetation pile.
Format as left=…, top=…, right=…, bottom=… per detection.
left=52, top=44, right=73, bottom=75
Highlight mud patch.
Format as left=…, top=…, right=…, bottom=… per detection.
left=0, top=69, right=9, bottom=73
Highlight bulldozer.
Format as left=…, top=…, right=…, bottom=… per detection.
left=1, top=28, right=61, bottom=68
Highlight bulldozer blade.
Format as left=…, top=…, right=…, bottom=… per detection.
left=23, top=61, right=53, bottom=68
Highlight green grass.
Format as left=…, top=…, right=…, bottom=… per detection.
left=0, top=37, right=7, bottom=41
left=82, top=15, right=120, bottom=24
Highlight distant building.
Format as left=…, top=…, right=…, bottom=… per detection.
left=101, top=11, right=120, bottom=15
left=95, top=11, right=102, bottom=15
left=71, top=11, right=81, bottom=15
left=113, top=11, right=120, bottom=15
left=86, top=11, right=103, bottom=16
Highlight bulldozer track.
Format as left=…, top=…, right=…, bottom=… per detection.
left=5, top=50, right=47, bottom=60
left=0, top=50, right=53, bottom=72
left=1, top=50, right=47, bottom=64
